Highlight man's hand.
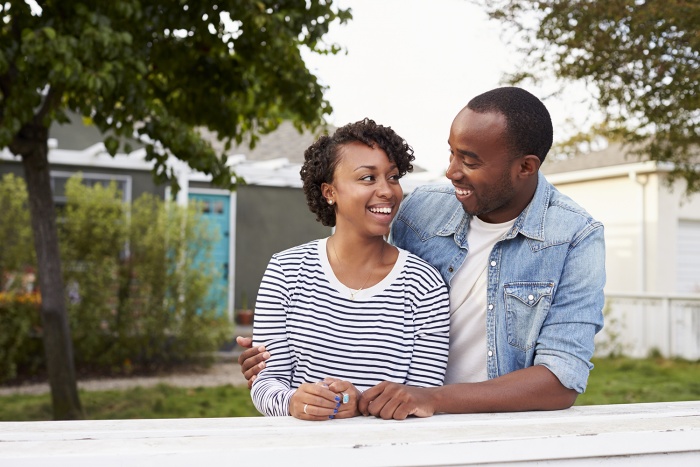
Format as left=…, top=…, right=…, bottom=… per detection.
left=359, top=382, right=437, bottom=420
left=235, top=336, right=270, bottom=389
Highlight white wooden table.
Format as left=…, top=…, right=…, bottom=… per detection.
left=1, top=401, right=699, bottom=466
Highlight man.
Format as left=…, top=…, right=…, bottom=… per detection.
left=237, top=87, right=605, bottom=419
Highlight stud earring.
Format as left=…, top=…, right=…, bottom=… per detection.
left=327, top=199, right=334, bottom=205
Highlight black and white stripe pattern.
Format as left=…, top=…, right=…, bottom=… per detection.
left=251, top=239, right=450, bottom=417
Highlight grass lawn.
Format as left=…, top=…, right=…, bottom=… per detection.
left=1, top=357, right=698, bottom=421
left=0, top=384, right=261, bottom=421
left=575, top=356, right=700, bottom=405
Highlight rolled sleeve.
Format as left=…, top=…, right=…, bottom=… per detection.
left=534, top=224, right=606, bottom=393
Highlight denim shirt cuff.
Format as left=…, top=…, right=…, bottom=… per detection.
left=534, top=352, right=592, bottom=394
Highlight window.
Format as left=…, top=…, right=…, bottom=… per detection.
left=50, top=171, right=132, bottom=206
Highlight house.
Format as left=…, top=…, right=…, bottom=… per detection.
left=542, top=145, right=700, bottom=295
left=0, top=116, right=443, bottom=322
left=541, top=145, right=700, bottom=359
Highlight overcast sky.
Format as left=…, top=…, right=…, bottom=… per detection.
left=302, top=0, right=593, bottom=174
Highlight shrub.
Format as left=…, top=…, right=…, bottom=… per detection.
left=0, top=174, right=232, bottom=382
left=0, top=292, right=43, bottom=381
left=0, top=173, right=35, bottom=287
left=114, top=193, right=230, bottom=370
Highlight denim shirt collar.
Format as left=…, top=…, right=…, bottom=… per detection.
left=506, top=172, right=551, bottom=242
left=431, top=172, right=552, bottom=246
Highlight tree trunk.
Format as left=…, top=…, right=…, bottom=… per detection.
left=18, top=123, right=84, bottom=420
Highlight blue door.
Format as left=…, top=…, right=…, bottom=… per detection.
left=189, top=193, right=230, bottom=317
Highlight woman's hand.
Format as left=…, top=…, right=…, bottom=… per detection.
left=323, top=377, right=361, bottom=419
left=290, top=381, right=343, bottom=420
left=289, top=379, right=361, bottom=420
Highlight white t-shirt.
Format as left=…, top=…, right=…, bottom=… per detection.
left=444, top=216, right=515, bottom=384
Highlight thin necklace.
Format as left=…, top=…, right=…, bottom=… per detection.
left=330, top=237, right=385, bottom=300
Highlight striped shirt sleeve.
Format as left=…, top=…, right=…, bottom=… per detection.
left=250, top=254, right=296, bottom=416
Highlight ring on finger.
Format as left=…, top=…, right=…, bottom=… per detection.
left=303, top=404, right=309, bottom=414
left=341, top=392, right=350, bottom=404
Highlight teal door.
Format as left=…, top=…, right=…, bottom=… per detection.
left=189, top=193, right=230, bottom=317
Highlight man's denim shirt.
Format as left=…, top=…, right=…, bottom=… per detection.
left=390, top=173, right=605, bottom=393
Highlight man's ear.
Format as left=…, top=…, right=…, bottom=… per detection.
left=519, top=155, right=541, bottom=178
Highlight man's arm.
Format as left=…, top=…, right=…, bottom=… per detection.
left=235, top=336, right=269, bottom=389
left=359, top=365, right=577, bottom=420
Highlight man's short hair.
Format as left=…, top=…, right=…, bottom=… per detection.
left=468, top=87, right=553, bottom=162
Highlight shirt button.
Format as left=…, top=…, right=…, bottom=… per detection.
left=490, top=261, right=497, bottom=267
left=488, top=304, right=494, bottom=310
left=487, top=350, right=493, bottom=357
left=528, top=294, right=534, bottom=301
left=448, top=267, right=454, bottom=273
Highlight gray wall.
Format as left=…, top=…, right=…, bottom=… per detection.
left=235, top=185, right=331, bottom=309
left=0, top=159, right=166, bottom=202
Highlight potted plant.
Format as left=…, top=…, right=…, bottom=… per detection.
left=235, top=292, right=254, bottom=326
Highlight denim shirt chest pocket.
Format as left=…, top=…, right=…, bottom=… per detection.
left=503, top=282, right=554, bottom=351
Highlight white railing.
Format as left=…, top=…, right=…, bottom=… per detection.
left=0, top=402, right=698, bottom=465
left=598, top=292, right=700, bottom=360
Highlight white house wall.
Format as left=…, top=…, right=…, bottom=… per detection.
left=549, top=175, right=646, bottom=294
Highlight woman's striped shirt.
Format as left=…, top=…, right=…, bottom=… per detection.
left=251, top=238, right=450, bottom=417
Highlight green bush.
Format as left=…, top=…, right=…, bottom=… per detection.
left=0, top=174, right=42, bottom=381
left=114, top=193, right=229, bottom=370
left=0, top=173, right=35, bottom=277
left=0, top=292, right=43, bottom=381
left=0, top=173, right=232, bottom=382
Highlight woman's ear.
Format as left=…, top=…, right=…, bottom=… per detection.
left=321, top=182, right=333, bottom=201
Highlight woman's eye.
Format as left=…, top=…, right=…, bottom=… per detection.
left=360, top=175, right=375, bottom=181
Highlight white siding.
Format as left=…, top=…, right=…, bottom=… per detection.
left=677, top=220, right=700, bottom=293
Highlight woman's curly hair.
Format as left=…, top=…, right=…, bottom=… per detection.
left=300, top=118, right=414, bottom=227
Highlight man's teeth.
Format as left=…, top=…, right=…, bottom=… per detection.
left=369, top=207, right=392, bottom=214
left=455, top=188, right=472, bottom=196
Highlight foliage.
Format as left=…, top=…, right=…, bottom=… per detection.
left=0, top=174, right=42, bottom=381
left=0, top=174, right=34, bottom=280
left=0, top=0, right=351, bottom=190
left=0, top=384, right=259, bottom=421
left=576, top=356, right=700, bottom=405
left=117, top=193, right=230, bottom=370
left=1, top=0, right=349, bottom=419
left=0, top=174, right=232, bottom=381
left=60, top=175, right=128, bottom=368
left=480, top=0, right=700, bottom=194
left=0, top=291, right=42, bottom=381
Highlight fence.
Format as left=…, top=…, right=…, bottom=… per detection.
left=598, top=292, right=700, bottom=360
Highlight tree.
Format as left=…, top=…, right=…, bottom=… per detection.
left=0, top=0, right=350, bottom=419
left=480, top=0, right=700, bottom=193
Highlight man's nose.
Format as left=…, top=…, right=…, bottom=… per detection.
left=446, top=157, right=462, bottom=180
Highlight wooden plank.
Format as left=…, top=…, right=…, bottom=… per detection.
left=1, top=402, right=698, bottom=466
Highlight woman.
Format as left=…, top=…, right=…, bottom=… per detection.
left=251, top=118, right=450, bottom=420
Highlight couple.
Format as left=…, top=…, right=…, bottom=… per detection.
left=239, top=87, right=606, bottom=420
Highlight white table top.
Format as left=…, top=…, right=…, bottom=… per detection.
left=1, top=401, right=699, bottom=466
